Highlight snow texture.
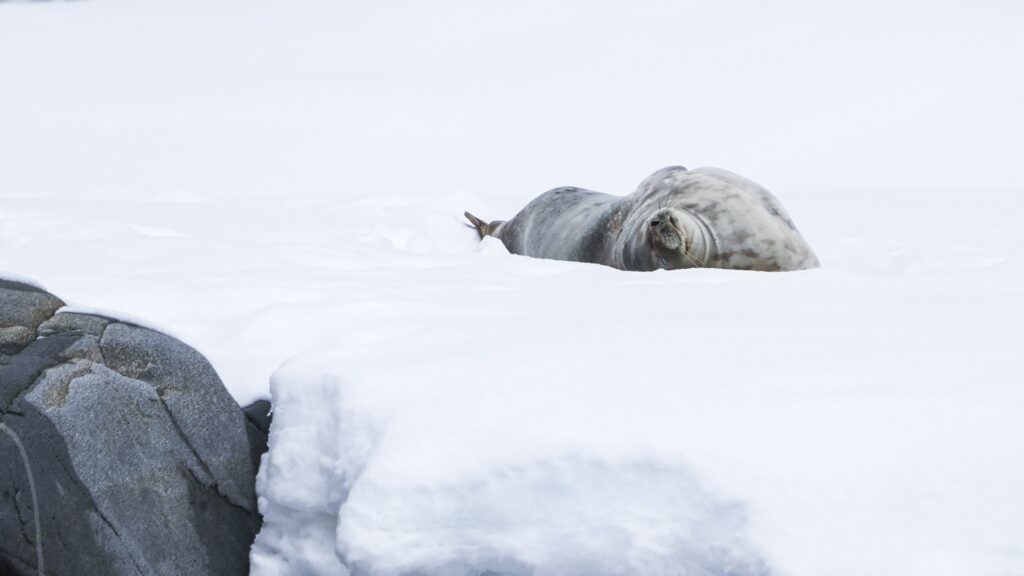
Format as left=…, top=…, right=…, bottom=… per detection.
left=3, top=1, right=1024, bottom=575
left=244, top=185, right=1024, bottom=575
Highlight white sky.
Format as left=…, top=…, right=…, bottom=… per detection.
left=1, top=0, right=1022, bottom=200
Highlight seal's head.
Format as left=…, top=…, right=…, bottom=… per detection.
left=646, top=207, right=712, bottom=269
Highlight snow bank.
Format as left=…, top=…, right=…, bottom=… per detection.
left=249, top=187, right=1024, bottom=576
left=252, top=351, right=771, bottom=576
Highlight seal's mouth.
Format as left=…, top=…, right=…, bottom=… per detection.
left=655, top=226, right=683, bottom=250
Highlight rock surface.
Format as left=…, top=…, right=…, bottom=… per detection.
left=1, top=279, right=269, bottom=575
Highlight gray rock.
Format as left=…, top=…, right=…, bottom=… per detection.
left=1, top=281, right=269, bottom=575
left=36, top=311, right=111, bottom=338
left=241, top=399, right=273, bottom=477
left=0, top=326, right=34, bottom=350
left=0, top=280, right=64, bottom=355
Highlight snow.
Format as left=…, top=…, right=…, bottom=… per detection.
left=246, top=187, right=1024, bottom=575
left=3, top=1, right=1024, bottom=575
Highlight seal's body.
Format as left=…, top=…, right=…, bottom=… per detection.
left=466, top=166, right=819, bottom=272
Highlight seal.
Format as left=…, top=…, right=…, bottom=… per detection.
left=465, top=166, right=819, bottom=272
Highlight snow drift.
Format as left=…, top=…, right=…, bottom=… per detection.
left=247, top=187, right=1024, bottom=576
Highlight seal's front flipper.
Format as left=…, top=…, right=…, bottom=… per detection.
left=464, top=211, right=498, bottom=239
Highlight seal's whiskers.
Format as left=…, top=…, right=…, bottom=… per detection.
left=682, top=243, right=707, bottom=268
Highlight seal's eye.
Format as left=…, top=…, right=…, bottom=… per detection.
left=650, top=219, right=661, bottom=227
